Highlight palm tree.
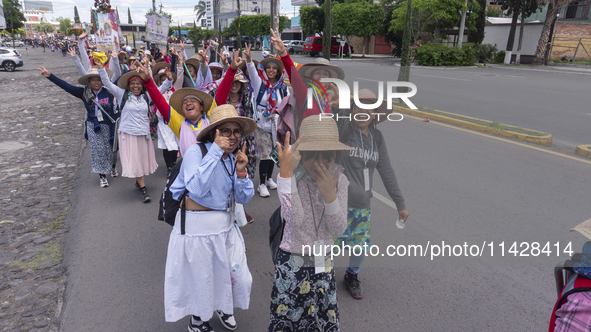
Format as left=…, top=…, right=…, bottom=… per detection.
left=194, top=1, right=207, bottom=24
left=533, top=0, right=569, bottom=65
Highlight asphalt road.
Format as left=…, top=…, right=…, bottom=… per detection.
left=56, top=51, right=591, bottom=331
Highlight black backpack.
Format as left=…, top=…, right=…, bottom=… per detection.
left=158, top=142, right=208, bottom=235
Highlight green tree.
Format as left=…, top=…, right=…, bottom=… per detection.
left=499, top=0, right=540, bottom=63
left=300, top=6, right=325, bottom=36
left=389, top=0, right=479, bottom=44
left=35, top=21, right=55, bottom=34
left=323, top=0, right=331, bottom=60
left=356, top=2, right=385, bottom=56
left=74, top=6, right=81, bottom=23
left=128, top=7, right=133, bottom=24
left=194, top=0, right=207, bottom=23
left=468, top=0, right=486, bottom=44
left=57, top=17, right=72, bottom=35
left=533, top=0, right=569, bottom=65
left=2, top=0, right=26, bottom=33
left=398, top=0, right=412, bottom=91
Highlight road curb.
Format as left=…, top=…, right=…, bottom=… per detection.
left=575, top=145, right=591, bottom=158
left=390, top=105, right=553, bottom=147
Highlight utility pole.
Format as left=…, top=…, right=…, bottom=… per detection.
left=270, top=0, right=278, bottom=52
left=457, top=0, right=467, bottom=48
left=152, top=0, right=156, bottom=11
left=10, top=5, right=15, bottom=48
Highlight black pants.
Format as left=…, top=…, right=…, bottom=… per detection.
left=162, top=149, right=178, bottom=169
left=259, top=160, right=275, bottom=184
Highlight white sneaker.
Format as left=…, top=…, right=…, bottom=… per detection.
left=266, top=178, right=277, bottom=190
left=99, top=176, right=109, bottom=188
left=257, top=183, right=270, bottom=197
left=110, top=167, right=118, bottom=177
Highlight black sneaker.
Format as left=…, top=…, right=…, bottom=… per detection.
left=344, top=272, right=364, bottom=299
left=215, top=310, right=237, bottom=330
left=188, top=316, right=214, bottom=332
left=140, top=187, right=151, bottom=203
left=135, top=181, right=142, bottom=192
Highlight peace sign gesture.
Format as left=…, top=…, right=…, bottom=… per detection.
left=277, top=132, right=304, bottom=178
left=230, top=49, right=244, bottom=70
left=217, top=51, right=228, bottom=66
left=198, top=45, right=208, bottom=63
left=269, top=28, right=286, bottom=56
left=244, top=43, right=252, bottom=63
left=235, top=142, right=248, bottom=175
left=38, top=66, right=51, bottom=78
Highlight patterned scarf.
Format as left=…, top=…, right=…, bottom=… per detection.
left=257, top=62, right=287, bottom=117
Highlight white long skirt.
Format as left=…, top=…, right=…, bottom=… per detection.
left=164, top=210, right=252, bottom=322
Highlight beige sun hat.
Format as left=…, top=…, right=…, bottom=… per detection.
left=78, top=66, right=114, bottom=85
left=184, top=56, right=201, bottom=76
left=153, top=66, right=177, bottom=85
left=151, top=62, right=170, bottom=75
left=196, top=104, right=257, bottom=142
left=261, top=57, right=284, bottom=75
left=296, top=116, right=354, bottom=152
left=169, top=88, right=214, bottom=116
left=117, top=71, right=145, bottom=89
left=298, top=57, right=345, bottom=80
left=571, top=218, right=591, bottom=241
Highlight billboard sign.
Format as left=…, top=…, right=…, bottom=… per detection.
left=24, top=1, right=54, bottom=12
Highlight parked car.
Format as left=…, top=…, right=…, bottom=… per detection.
left=2, top=39, right=24, bottom=47
left=287, top=40, right=304, bottom=55
left=303, top=37, right=353, bottom=57
left=0, top=47, right=24, bottom=72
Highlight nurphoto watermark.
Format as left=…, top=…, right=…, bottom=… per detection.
left=312, top=79, right=418, bottom=122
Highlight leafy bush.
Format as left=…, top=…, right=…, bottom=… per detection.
left=414, top=42, right=476, bottom=66
left=494, top=50, right=506, bottom=63
left=474, top=43, right=498, bottom=63
left=485, top=6, right=503, bottom=17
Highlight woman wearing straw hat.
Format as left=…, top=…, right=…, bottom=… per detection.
left=244, top=43, right=290, bottom=198
left=269, top=116, right=351, bottom=332
left=151, top=58, right=183, bottom=175
left=38, top=65, right=118, bottom=188
left=334, top=89, right=409, bottom=300
left=96, top=59, right=159, bottom=203
left=298, top=57, right=345, bottom=111
left=268, top=28, right=332, bottom=121
left=138, top=50, right=244, bottom=157
left=165, top=104, right=256, bottom=332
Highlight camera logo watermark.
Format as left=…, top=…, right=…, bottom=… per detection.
left=311, top=79, right=418, bottom=110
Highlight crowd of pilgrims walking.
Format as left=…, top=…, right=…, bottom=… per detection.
left=37, top=28, right=409, bottom=332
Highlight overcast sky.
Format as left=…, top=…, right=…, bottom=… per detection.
left=25, top=0, right=299, bottom=24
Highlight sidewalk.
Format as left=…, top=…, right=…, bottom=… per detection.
left=0, top=48, right=86, bottom=332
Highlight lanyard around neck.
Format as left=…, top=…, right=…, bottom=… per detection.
left=359, top=128, right=374, bottom=167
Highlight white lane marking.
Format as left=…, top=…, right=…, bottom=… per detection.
left=372, top=190, right=399, bottom=210
left=412, top=73, right=471, bottom=81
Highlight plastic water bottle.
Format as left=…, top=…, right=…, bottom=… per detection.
left=396, top=219, right=406, bottom=229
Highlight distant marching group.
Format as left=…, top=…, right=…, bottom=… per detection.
left=38, top=28, right=410, bottom=332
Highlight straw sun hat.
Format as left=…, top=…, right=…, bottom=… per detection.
left=196, top=104, right=257, bottom=142
left=117, top=70, right=145, bottom=89
left=168, top=88, right=214, bottom=117
left=261, top=57, right=284, bottom=75
left=572, top=218, right=591, bottom=241
left=78, top=66, right=113, bottom=85
left=296, top=116, right=353, bottom=152
left=298, top=57, right=345, bottom=80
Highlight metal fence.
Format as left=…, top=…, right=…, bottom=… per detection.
left=549, top=36, right=591, bottom=62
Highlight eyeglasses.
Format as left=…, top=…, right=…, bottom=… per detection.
left=219, top=128, right=243, bottom=138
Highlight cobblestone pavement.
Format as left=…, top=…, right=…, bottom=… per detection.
left=0, top=47, right=88, bottom=332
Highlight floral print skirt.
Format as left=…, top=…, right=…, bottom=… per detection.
left=268, top=249, right=339, bottom=332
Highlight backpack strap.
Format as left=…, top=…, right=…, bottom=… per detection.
left=255, top=83, right=266, bottom=106
left=119, top=89, right=129, bottom=112
left=181, top=142, right=209, bottom=235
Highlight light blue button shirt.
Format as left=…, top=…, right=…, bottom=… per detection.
left=171, top=142, right=254, bottom=210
